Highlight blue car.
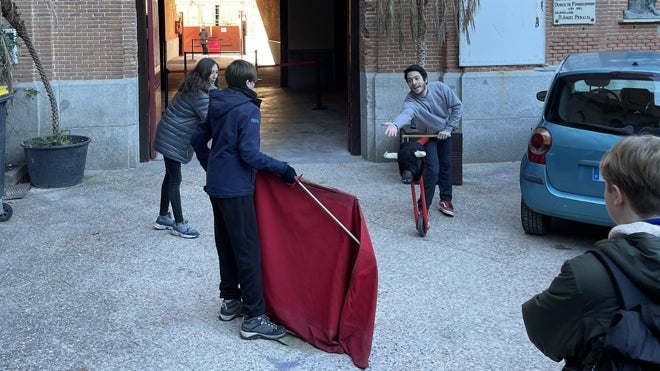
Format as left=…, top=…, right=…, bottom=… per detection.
left=520, top=50, right=660, bottom=235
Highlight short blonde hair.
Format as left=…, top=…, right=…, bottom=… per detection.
left=600, top=135, right=660, bottom=217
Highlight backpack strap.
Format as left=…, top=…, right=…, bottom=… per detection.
left=588, top=250, right=660, bottom=335
left=588, top=249, right=644, bottom=310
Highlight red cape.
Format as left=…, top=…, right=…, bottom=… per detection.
left=254, top=172, right=378, bottom=369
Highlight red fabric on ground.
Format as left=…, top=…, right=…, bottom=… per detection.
left=254, top=172, right=378, bottom=369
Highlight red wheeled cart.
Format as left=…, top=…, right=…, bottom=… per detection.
left=409, top=163, right=429, bottom=236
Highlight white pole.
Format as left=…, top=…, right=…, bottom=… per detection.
left=295, top=179, right=360, bottom=245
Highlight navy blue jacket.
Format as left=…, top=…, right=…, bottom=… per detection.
left=190, top=88, right=288, bottom=198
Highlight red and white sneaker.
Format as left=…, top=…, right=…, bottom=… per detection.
left=438, top=200, right=454, bottom=217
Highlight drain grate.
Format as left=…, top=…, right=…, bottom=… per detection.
left=3, top=183, right=31, bottom=200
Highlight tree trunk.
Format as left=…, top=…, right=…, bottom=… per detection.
left=1, top=0, right=60, bottom=141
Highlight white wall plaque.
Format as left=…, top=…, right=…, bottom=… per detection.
left=553, top=0, right=596, bottom=24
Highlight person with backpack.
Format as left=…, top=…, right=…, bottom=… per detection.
left=522, top=135, right=660, bottom=370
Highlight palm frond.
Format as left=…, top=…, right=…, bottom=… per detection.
left=458, top=0, right=480, bottom=43
left=397, top=0, right=404, bottom=50
left=377, top=0, right=395, bottom=39
left=409, top=0, right=427, bottom=40
left=377, top=0, right=480, bottom=66
left=432, top=0, right=446, bottom=48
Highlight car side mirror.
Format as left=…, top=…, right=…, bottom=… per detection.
left=536, top=91, right=547, bottom=102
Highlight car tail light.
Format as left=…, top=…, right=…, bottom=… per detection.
left=527, top=128, right=552, bottom=164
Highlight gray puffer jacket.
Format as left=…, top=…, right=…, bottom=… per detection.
left=154, top=88, right=211, bottom=164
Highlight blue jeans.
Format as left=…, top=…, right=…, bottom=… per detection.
left=422, top=137, right=453, bottom=209
left=159, top=157, right=184, bottom=223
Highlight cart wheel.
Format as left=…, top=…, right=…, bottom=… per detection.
left=0, top=202, right=12, bottom=222
left=416, top=214, right=426, bottom=237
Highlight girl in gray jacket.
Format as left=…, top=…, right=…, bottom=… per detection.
left=153, top=58, right=219, bottom=238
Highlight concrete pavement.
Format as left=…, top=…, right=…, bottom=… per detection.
left=0, top=54, right=611, bottom=370
left=0, top=156, right=610, bottom=370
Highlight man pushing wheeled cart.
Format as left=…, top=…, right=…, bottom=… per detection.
left=381, top=64, right=463, bottom=222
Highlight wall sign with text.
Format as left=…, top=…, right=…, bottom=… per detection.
left=553, top=0, right=596, bottom=24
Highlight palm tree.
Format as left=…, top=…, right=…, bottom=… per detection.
left=378, top=0, right=480, bottom=67
left=0, top=0, right=61, bottom=143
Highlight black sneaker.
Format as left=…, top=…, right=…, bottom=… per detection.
left=240, top=315, right=286, bottom=340
left=219, top=299, right=243, bottom=321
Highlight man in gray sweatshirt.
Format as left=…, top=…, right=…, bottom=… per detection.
left=382, top=64, right=463, bottom=217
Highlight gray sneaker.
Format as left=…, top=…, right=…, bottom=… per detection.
left=219, top=299, right=243, bottom=321
left=153, top=213, right=175, bottom=230
left=169, top=221, right=199, bottom=239
left=240, top=315, right=286, bottom=340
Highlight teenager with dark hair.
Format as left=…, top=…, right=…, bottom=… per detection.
left=191, top=59, right=296, bottom=340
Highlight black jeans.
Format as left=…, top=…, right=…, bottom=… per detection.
left=159, top=157, right=184, bottom=223
left=210, top=195, right=265, bottom=318
left=422, top=137, right=453, bottom=209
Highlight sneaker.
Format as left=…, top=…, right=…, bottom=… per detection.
left=169, top=221, right=199, bottom=239
left=438, top=200, right=455, bottom=217
left=240, top=314, right=286, bottom=340
left=153, top=212, right=175, bottom=230
left=219, top=299, right=243, bottom=321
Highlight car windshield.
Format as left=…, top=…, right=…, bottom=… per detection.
left=546, top=73, right=660, bottom=135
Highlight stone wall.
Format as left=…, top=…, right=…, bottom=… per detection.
left=5, top=78, right=139, bottom=170
left=4, top=0, right=139, bottom=170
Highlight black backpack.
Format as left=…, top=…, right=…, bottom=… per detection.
left=588, top=250, right=660, bottom=371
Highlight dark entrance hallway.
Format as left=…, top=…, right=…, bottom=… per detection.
left=144, top=0, right=360, bottom=163
left=165, top=55, right=360, bottom=164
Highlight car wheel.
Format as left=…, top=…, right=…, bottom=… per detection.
left=521, top=198, right=551, bottom=235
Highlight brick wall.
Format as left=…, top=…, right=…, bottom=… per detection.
left=361, top=0, right=659, bottom=73
left=9, top=0, right=138, bottom=83
left=545, top=0, right=660, bottom=64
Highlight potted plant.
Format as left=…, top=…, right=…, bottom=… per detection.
left=1, top=0, right=90, bottom=188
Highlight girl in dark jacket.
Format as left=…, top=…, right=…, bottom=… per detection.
left=153, top=58, right=219, bottom=238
